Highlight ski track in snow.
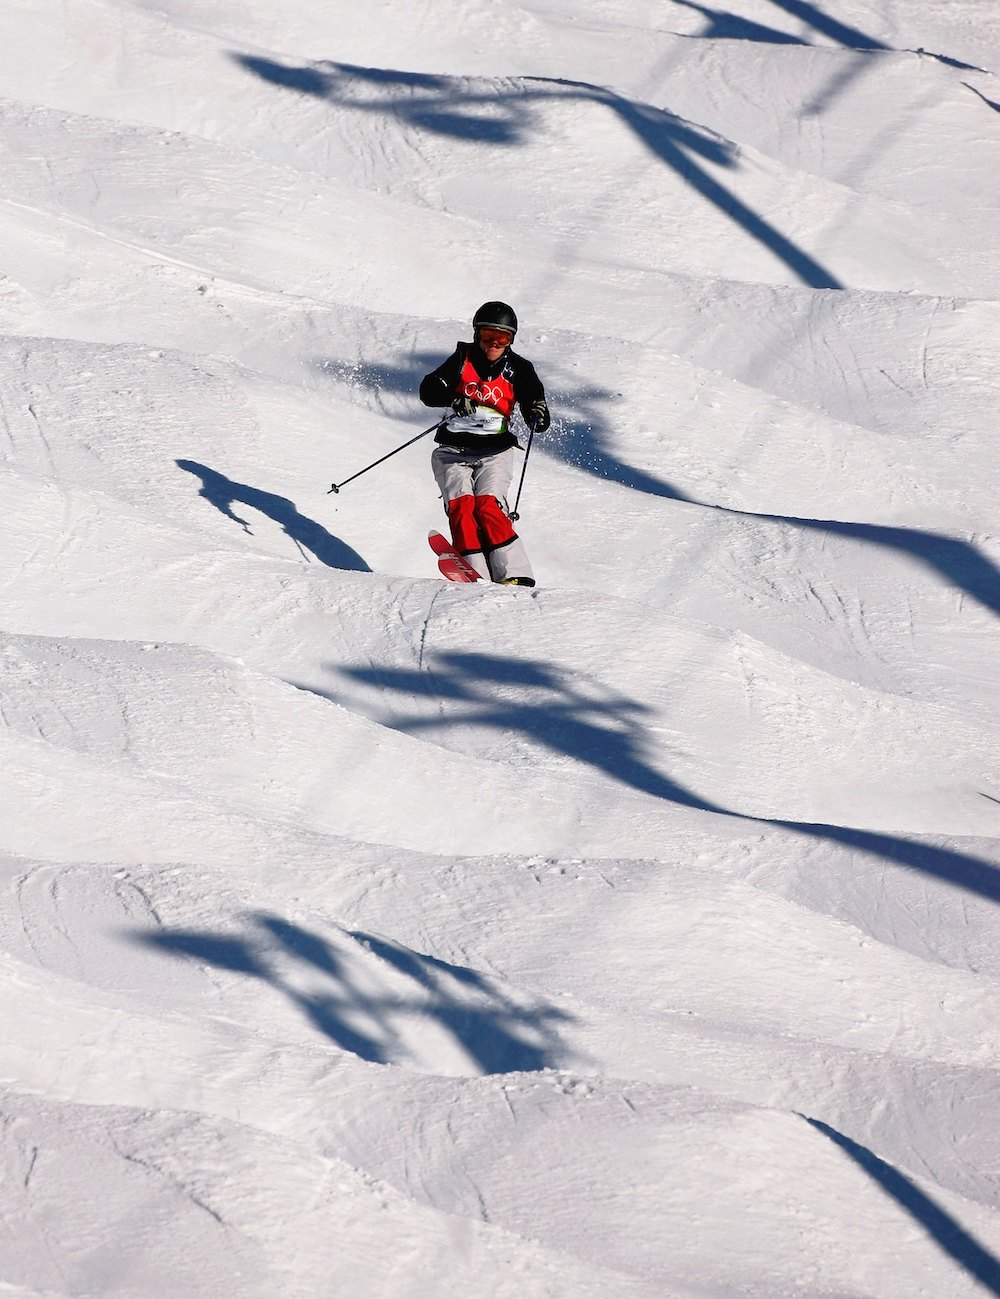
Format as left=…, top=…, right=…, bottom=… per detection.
left=1, top=1, right=999, bottom=1296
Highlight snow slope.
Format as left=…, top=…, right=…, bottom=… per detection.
left=1, top=1, right=998, bottom=1296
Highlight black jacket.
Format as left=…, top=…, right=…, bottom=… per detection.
left=420, top=342, right=548, bottom=453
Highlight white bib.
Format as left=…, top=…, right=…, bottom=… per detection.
left=445, top=405, right=508, bottom=436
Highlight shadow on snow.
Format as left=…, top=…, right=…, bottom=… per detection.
left=232, top=46, right=1000, bottom=613
left=334, top=650, right=1000, bottom=906
left=233, top=54, right=843, bottom=289
left=177, top=459, right=369, bottom=571
left=539, top=404, right=1000, bottom=616
left=310, top=357, right=1000, bottom=615
left=237, top=51, right=996, bottom=612
left=749, top=0, right=887, bottom=49
left=755, top=512, right=1000, bottom=617
left=669, top=1, right=813, bottom=45
left=314, top=353, right=691, bottom=503
left=804, top=1117, right=1000, bottom=1296
left=133, top=911, right=572, bottom=1074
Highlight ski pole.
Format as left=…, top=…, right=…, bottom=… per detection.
left=328, top=419, right=444, bottom=494
left=509, top=419, right=537, bottom=521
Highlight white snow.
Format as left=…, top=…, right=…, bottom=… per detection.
left=1, top=1, right=999, bottom=1295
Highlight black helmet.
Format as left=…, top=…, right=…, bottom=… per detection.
left=473, top=301, right=517, bottom=338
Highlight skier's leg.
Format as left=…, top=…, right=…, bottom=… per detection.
left=431, top=446, right=490, bottom=579
left=471, top=449, right=535, bottom=585
left=485, top=531, right=535, bottom=585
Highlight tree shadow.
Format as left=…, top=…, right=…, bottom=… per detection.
left=763, top=0, right=887, bottom=50
left=523, top=404, right=1000, bottom=610
left=133, top=911, right=572, bottom=1074
left=237, top=56, right=533, bottom=145
left=534, top=422, right=1000, bottom=613
left=756, top=512, right=1000, bottom=617
left=335, top=650, right=1000, bottom=905
left=670, top=0, right=810, bottom=44
left=678, top=1, right=984, bottom=116
left=309, top=350, right=443, bottom=422
left=669, top=0, right=889, bottom=49
left=349, top=929, right=569, bottom=1073
left=803, top=1117, right=1000, bottom=1295
left=232, top=11, right=986, bottom=286
left=543, top=384, right=694, bottom=501
left=177, top=459, right=369, bottom=571
left=590, top=86, right=843, bottom=285
left=673, top=0, right=985, bottom=68
left=232, top=54, right=843, bottom=289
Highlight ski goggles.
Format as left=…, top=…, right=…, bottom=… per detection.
left=477, top=327, right=514, bottom=347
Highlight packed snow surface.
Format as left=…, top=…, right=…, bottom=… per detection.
left=1, top=1, right=999, bottom=1296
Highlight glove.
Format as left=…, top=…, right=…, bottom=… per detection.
left=526, top=399, right=550, bottom=433
left=451, top=394, right=477, bottom=418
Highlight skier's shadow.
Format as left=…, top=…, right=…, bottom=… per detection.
left=177, top=459, right=369, bottom=571
left=132, top=911, right=573, bottom=1074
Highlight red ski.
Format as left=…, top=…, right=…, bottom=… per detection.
left=428, top=530, right=482, bottom=583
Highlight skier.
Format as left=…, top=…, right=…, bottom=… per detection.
left=419, top=301, right=550, bottom=587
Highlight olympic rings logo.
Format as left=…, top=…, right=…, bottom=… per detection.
left=463, top=382, right=506, bottom=404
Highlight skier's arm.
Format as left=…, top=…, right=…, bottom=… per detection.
left=419, top=344, right=466, bottom=407
left=515, top=359, right=550, bottom=432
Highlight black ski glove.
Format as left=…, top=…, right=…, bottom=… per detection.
left=526, top=399, right=550, bottom=433
left=452, top=394, right=477, bottom=418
